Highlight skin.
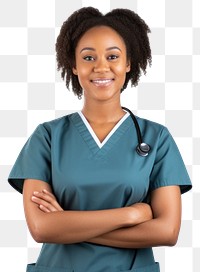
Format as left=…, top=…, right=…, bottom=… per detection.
left=24, top=179, right=153, bottom=244
left=73, top=26, right=131, bottom=139
left=23, top=26, right=182, bottom=247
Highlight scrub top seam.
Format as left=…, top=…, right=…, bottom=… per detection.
left=70, top=113, right=99, bottom=155
left=149, top=179, right=192, bottom=194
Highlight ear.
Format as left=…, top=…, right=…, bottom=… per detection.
left=72, top=67, right=78, bottom=75
left=126, top=60, right=131, bottom=73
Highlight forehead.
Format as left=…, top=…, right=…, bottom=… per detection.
left=76, top=25, right=126, bottom=50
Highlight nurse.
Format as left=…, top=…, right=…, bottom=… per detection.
left=8, top=7, right=192, bottom=272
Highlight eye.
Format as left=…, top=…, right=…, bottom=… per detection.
left=107, top=55, right=119, bottom=60
left=83, top=55, right=95, bottom=61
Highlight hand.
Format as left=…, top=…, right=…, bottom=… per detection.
left=127, top=202, right=153, bottom=226
left=31, top=189, right=64, bottom=213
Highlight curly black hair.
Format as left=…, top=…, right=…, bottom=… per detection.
left=56, top=7, right=152, bottom=99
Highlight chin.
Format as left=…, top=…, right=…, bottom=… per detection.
left=94, top=92, right=120, bottom=102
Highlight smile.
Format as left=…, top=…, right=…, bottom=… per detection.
left=91, top=79, right=114, bottom=87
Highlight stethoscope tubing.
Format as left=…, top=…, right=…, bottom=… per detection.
left=122, top=106, right=151, bottom=157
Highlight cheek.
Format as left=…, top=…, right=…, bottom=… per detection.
left=115, top=66, right=128, bottom=80
left=78, top=70, right=89, bottom=82
left=115, top=60, right=129, bottom=73
left=76, top=67, right=91, bottom=89
left=76, top=62, right=90, bottom=77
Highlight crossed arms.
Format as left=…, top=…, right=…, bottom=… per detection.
left=23, top=179, right=181, bottom=248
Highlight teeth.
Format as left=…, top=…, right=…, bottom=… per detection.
left=92, top=79, right=112, bottom=85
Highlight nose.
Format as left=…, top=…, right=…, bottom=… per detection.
left=93, top=58, right=110, bottom=73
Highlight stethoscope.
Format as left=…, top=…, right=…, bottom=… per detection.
left=122, top=107, right=151, bottom=157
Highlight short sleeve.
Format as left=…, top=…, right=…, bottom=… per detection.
left=8, top=124, right=51, bottom=194
left=149, top=127, right=192, bottom=194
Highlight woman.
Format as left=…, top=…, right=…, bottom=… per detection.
left=8, top=7, right=192, bottom=272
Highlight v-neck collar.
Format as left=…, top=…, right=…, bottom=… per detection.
left=78, top=111, right=130, bottom=149
left=70, top=111, right=132, bottom=157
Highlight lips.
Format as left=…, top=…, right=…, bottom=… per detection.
left=91, top=78, right=114, bottom=87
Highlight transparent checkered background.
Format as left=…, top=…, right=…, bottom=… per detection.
left=0, top=0, right=199, bottom=271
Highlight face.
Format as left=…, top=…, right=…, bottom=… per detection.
left=73, top=26, right=130, bottom=102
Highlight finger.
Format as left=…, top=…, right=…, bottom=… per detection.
left=33, top=191, right=56, bottom=204
left=31, top=196, right=59, bottom=212
left=42, top=189, right=56, bottom=199
left=39, top=204, right=51, bottom=213
left=33, top=191, right=63, bottom=211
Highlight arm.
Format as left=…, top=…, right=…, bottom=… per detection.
left=88, top=186, right=182, bottom=248
left=23, top=179, right=152, bottom=244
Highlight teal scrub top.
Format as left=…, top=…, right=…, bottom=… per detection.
left=8, top=112, right=192, bottom=272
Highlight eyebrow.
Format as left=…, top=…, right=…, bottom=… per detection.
left=80, top=46, right=122, bottom=53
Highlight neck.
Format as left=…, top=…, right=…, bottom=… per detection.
left=81, top=100, right=126, bottom=124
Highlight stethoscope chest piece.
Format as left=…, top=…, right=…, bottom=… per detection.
left=136, top=143, right=151, bottom=157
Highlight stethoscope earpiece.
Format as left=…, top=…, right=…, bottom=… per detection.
left=122, top=106, right=151, bottom=157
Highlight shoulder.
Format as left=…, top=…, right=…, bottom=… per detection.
left=34, top=112, right=78, bottom=135
left=136, top=115, right=169, bottom=137
left=134, top=115, right=174, bottom=153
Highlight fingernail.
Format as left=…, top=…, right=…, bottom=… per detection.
left=33, top=191, right=39, bottom=195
